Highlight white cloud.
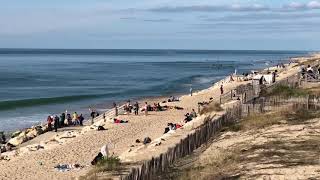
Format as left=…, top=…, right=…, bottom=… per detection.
left=286, top=2, right=305, bottom=9
left=307, top=1, right=320, bottom=9
left=283, top=1, right=320, bottom=10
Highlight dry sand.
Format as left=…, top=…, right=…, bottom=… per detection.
left=191, top=113, right=320, bottom=180
left=0, top=54, right=318, bottom=180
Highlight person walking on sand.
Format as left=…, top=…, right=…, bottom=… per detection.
left=144, top=102, right=148, bottom=116
left=220, top=84, right=224, bottom=95
left=134, top=102, right=139, bottom=115
left=103, top=113, right=106, bottom=122
left=190, top=86, right=193, bottom=96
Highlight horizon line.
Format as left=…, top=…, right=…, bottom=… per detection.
left=0, top=48, right=314, bottom=52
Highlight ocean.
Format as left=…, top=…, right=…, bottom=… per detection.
left=0, top=49, right=309, bottom=131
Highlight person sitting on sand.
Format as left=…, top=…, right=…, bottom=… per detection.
left=164, top=123, right=183, bottom=134
left=184, top=113, right=193, bottom=123
left=191, top=109, right=197, bottom=118
left=91, top=144, right=109, bottom=165
left=157, top=103, right=162, bottom=111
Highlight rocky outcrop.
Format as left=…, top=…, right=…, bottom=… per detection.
left=26, top=126, right=44, bottom=139
left=8, top=131, right=28, bottom=146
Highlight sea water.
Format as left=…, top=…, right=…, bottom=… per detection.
left=0, top=49, right=309, bottom=131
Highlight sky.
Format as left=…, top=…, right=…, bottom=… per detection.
left=0, top=0, right=320, bottom=50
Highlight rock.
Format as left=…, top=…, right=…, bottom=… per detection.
left=0, top=144, right=6, bottom=153
left=8, top=131, right=28, bottom=146
left=26, top=131, right=36, bottom=139
left=11, top=131, right=21, bottom=138
left=0, top=132, right=6, bottom=144
left=26, top=126, right=44, bottom=139
left=41, top=125, right=48, bottom=133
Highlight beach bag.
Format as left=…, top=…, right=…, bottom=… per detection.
left=97, top=126, right=106, bottom=131
left=143, top=137, right=151, bottom=145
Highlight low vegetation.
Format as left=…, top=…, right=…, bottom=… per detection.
left=263, top=85, right=308, bottom=97
left=167, top=149, right=241, bottom=180
left=79, top=156, right=123, bottom=180
left=227, top=105, right=320, bottom=132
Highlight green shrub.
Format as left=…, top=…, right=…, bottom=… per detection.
left=267, top=85, right=308, bottom=97
left=96, top=156, right=121, bottom=171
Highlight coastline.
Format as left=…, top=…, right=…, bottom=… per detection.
left=0, top=52, right=318, bottom=180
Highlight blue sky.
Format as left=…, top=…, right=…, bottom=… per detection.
left=1, top=0, right=320, bottom=50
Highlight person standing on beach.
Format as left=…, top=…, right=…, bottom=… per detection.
left=220, top=84, right=224, bottom=95
left=134, top=102, right=139, bottom=115
left=90, top=109, right=96, bottom=125
left=79, top=114, right=84, bottom=126
left=60, top=113, right=65, bottom=127
left=72, top=112, right=78, bottom=126
left=113, top=102, right=118, bottom=117
left=190, top=86, right=193, bottom=96
left=103, top=113, right=106, bottom=122
left=54, top=115, right=59, bottom=132
left=144, top=102, right=148, bottom=116
left=47, top=116, right=53, bottom=131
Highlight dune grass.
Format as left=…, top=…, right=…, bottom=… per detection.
left=176, top=149, right=240, bottom=180
left=79, top=156, right=122, bottom=180
left=263, top=85, right=308, bottom=97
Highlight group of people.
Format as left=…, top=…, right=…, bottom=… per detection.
left=301, top=64, right=320, bottom=79
left=163, top=109, right=197, bottom=134
left=123, top=101, right=140, bottom=115
left=47, top=112, right=85, bottom=132
left=184, top=109, right=197, bottom=123
left=121, top=100, right=165, bottom=116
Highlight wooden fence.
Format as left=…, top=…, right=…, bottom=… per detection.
left=121, top=62, right=320, bottom=180
left=121, top=92, right=320, bottom=180
left=121, top=104, right=242, bottom=180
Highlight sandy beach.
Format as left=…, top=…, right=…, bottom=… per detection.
left=0, top=54, right=319, bottom=180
